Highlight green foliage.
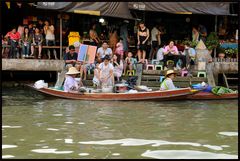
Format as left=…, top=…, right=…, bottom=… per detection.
left=224, top=48, right=235, bottom=56
left=205, top=32, right=219, bottom=50
left=182, top=40, right=198, bottom=48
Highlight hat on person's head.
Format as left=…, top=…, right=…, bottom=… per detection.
left=66, top=67, right=80, bottom=75
left=73, top=41, right=80, bottom=48
left=165, top=70, right=177, bottom=77
left=103, top=55, right=111, bottom=61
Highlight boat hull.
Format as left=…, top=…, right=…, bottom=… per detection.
left=186, top=92, right=238, bottom=100
left=28, top=85, right=194, bottom=101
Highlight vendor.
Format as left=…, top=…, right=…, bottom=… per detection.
left=63, top=67, right=81, bottom=93
left=160, top=70, right=177, bottom=90
left=99, top=55, right=114, bottom=87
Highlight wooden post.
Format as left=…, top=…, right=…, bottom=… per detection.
left=206, top=63, right=216, bottom=87
left=214, top=15, right=217, bottom=58
left=60, top=13, right=63, bottom=60
left=136, top=63, right=143, bottom=86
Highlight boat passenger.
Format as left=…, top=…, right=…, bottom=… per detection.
left=93, top=63, right=101, bottom=88
left=160, top=70, right=177, bottom=90
left=99, top=55, right=114, bottom=87
left=63, top=67, right=81, bottom=93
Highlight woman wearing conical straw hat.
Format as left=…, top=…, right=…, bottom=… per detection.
left=63, top=67, right=82, bottom=93
left=160, top=70, right=177, bottom=90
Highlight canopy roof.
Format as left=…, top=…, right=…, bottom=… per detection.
left=37, top=2, right=133, bottom=19
left=128, top=2, right=231, bottom=15
left=37, top=2, right=231, bottom=18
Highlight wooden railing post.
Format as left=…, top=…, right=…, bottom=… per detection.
left=136, top=63, right=143, bottom=86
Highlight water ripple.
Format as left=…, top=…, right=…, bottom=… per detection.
left=2, top=145, right=18, bottom=149
left=31, top=148, right=73, bottom=154
left=218, top=132, right=238, bottom=136
left=141, top=150, right=238, bottom=159
left=78, top=138, right=225, bottom=151
left=2, top=155, right=15, bottom=158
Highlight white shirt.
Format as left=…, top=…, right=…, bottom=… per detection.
left=160, top=78, right=176, bottom=90
left=97, top=47, right=113, bottom=59
left=63, top=75, right=78, bottom=92
left=156, top=48, right=164, bottom=61
left=99, top=62, right=114, bottom=86
left=45, top=25, right=55, bottom=40
left=151, top=27, right=159, bottom=42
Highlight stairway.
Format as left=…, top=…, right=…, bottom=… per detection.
left=222, top=73, right=238, bottom=90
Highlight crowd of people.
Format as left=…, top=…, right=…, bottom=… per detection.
left=2, top=19, right=57, bottom=59
left=3, top=20, right=208, bottom=91
left=62, top=21, right=208, bottom=91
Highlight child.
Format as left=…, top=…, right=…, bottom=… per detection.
left=92, top=63, right=101, bottom=88
left=123, top=52, right=135, bottom=76
left=115, top=37, right=124, bottom=60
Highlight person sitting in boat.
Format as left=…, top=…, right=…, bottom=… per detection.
left=63, top=67, right=81, bottom=93
left=93, top=63, right=101, bottom=88
left=160, top=70, right=177, bottom=90
left=99, top=55, right=114, bottom=87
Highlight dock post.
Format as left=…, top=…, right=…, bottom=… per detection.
left=206, top=63, right=216, bottom=87
left=136, top=63, right=143, bottom=86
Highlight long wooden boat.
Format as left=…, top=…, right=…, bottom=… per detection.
left=186, top=91, right=238, bottom=100
left=26, top=85, right=194, bottom=101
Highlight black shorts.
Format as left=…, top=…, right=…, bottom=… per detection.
left=139, top=43, right=147, bottom=51
left=151, top=41, right=158, bottom=49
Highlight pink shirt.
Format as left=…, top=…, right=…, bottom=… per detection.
left=163, top=45, right=179, bottom=55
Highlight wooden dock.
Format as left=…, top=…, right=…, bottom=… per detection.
left=2, top=59, right=238, bottom=90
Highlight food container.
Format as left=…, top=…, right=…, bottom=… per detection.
left=102, top=86, right=113, bottom=93
left=115, top=84, right=128, bottom=93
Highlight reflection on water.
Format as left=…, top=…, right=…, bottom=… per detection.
left=2, top=87, right=238, bottom=159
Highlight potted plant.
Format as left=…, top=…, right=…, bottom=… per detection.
left=205, top=32, right=219, bottom=54
left=233, top=48, right=238, bottom=60
left=217, top=47, right=225, bottom=59
left=224, top=48, right=235, bottom=58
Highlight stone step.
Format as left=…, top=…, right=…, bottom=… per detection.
left=141, top=81, right=203, bottom=87
left=142, top=70, right=200, bottom=76
left=226, top=77, right=238, bottom=80
left=141, top=75, right=207, bottom=82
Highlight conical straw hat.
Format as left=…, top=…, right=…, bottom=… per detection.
left=66, top=67, right=80, bottom=75
left=165, top=70, right=177, bottom=77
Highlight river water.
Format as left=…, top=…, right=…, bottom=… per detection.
left=2, top=87, right=238, bottom=159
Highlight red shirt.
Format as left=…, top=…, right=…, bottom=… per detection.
left=6, top=32, right=21, bottom=40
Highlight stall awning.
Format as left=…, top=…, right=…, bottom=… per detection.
left=37, top=2, right=133, bottom=19
left=128, top=2, right=231, bottom=15
left=37, top=2, right=75, bottom=10
left=67, top=2, right=133, bottom=19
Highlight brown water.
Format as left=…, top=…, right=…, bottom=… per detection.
left=2, top=87, right=238, bottom=159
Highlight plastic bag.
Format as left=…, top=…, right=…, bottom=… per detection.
left=34, top=80, right=48, bottom=89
